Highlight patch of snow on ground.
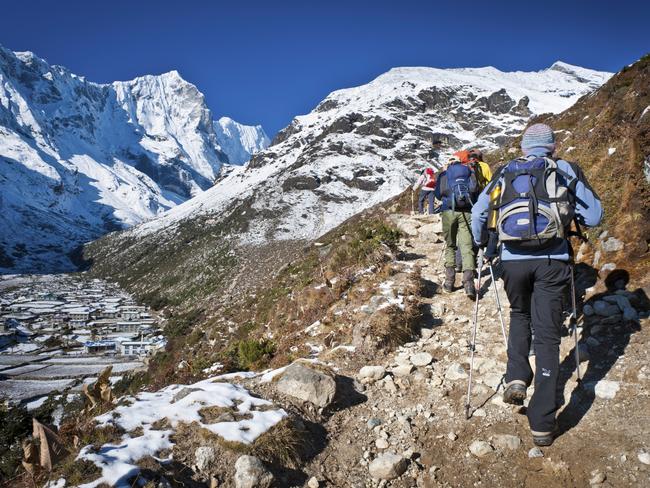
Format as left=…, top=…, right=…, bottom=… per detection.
left=78, top=377, right=286, bottom=488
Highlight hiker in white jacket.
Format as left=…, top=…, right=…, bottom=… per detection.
left=413, top=167, right=437, bottom=214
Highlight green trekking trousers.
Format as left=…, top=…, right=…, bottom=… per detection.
left=441, top=210, right=475, bottom=271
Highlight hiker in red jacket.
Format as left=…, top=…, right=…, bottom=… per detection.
left=412, top=167, right=437, bottom=214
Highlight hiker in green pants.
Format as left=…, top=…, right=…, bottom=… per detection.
left=442, top=210, right=475, bottom=275
left=435, top=156, right=478, bottom=298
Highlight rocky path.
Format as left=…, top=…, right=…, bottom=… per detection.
left=299, top=213, right=650, bottom=488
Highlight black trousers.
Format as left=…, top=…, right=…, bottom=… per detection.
left=501, top=258, right=571, bottom=434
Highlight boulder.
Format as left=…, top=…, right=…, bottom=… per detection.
left=469, top=440, right=494, bottom=457
left=368, top=452, right=408, bottom=480
left=307, top=477, right=320, bottom=488
left=410, top=352, right=433, bottom=367
left=276, top=362, right=337, bottom=408
left=638, top=451, right=650, bottom=465
left=392, top=364, right=415, bottom=377
left=528, top=447, right=544, bottom=458
left=234, top=455, right=273, bottom=488
left=358, top=365, right=386, bottom=382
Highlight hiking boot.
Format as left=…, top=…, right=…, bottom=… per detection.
left=503, top=383, right=527, bottom=405
left=532, top=424, right=559, bottom=447
left=462, top=270, right=476, bottom=299
left=443, top=267, right=455, bottom=293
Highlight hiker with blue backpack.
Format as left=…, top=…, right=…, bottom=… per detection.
left=434, top=155, right=479, bottom=298
left=471, top=123, right=602, bottom=447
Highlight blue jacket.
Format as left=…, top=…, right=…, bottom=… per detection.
left=471, top=150, right=603, bottom=262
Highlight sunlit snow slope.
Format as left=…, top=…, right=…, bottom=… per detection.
left=0, top=46, right=265, bottom=272
left=131, top=62, right=611, bottom=246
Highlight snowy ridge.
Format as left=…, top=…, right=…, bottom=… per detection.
left=128, top=61, right=612, bottom=246
left=0, top=45, right=267, bottom=272
left=215, top=116, right=270, bottom=164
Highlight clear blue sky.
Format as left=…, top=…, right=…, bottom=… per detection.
left=3, top=0, right=647, bottom=136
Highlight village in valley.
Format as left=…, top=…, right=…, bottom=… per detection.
left=0, top=274, right=166, bottom=408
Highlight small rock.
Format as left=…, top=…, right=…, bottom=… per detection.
left=592, top=380, right=620, bottom=399
left=194, top=446, right=217, bottom=472
left=359, top=366, right=387, bottom=381
left=392, top=364, right=415, bottom=377
left=367, top=418, right=383, bottom=429
left=383, top=376, right=398, bottom=393
left=447, top=432, right=457, bottom=441
left=528, top=447, right=544, bottom=458
left=445, top=363, right=468, bottom=381
left=473, top=408, right=487, bottom=417
left=593, top=300, right=620, bottom=317
left=307, top=477, right=320, bottom=488
left=638, top=451, right=650, bottom=465
left=602, top=237, right=624, bottom=253
left=623, top=307, right=639, bottom=321
left=173, top=387, right=203, bottom=403
left=589, top=470, right=606, bottom=485
left=234, top=455, right=273, bottom=488
left=369, top=452, right=408, bottom=480
left=376, top=438, right=389, bottom=449
left=491, top=434, right=521, bottom=450
left=421, top=328, right=435, bottom=340
left=410, top=352, right=433, bottom=367
left=276, top=362, right=337, bottom=408
left=469, top=440, right=494, bottom=458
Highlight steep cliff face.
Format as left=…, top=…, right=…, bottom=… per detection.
left=0, top=46, right=265, bottom=273
left=215, top=116, right=270, bottom=165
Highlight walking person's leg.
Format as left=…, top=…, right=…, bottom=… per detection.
left=441, top=210, right=458, bottom=292
left=501, top=260, right=535, bottom=401
left=527, top=260, right=571, bottom=445
left=457, top=211, right=476, bottom=298
left=418, top=190, right=426, bottom=214
left=427, top=191, right=435, bottom=215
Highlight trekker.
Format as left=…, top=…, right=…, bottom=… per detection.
left=434, top=155, right=478, bottom=298
left=471, top=123, right=602, bottom=447
left=467, top=149, right=492, bottom=191
left=412, top=167, right=437, bottom=214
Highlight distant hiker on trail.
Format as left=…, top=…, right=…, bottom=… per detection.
left=434, top=155, right=478, bottom=298
left=471, top=123, right=603, bottom=447
left=467, top=149, right=492, bottom=191
left=412, top=167, right=437, bottom=214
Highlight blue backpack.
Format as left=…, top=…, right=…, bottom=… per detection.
left=491, top=157, right=577, bottom=249
left=442, top=162, right=478, bottom=210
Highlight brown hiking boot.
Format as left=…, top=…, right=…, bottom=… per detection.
left=462, top=270, right=476, bottom=300
left=443, top=267, right=455, bottom=293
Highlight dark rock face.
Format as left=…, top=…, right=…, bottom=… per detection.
left=472, top=89, right=517, bottom=114
left=282, top=175, right=322, bottom=191
left=511, top=96, right=532, bottom=116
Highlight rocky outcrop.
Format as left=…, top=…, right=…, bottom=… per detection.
left=276, top=362, right=337, bottom=408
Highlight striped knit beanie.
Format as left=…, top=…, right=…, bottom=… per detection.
left=521, top=123, right=556, bottom=155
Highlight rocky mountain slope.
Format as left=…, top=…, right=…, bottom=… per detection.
left=83, top=61, right=611, bottom=313
left=0, top=46, right=265, bottom=273
left=17, top=211, right=649, bottom=487
left=215, top=116, right=270, bottom=165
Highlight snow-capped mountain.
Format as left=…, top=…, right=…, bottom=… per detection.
left=215, top=117, right=270, bottom=165
left=130, top=61, right=612, bottom=244
left=0, top=46, right=265, bottom=272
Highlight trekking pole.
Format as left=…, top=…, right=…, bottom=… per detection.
left=436, top=241, right=447, bottom=269
left=465, top=248, right=484, bottom=419
left=487, top=261, right=508, bottom=349
left=411, top=190, right=415, bottom=215
left=570, top=264, right=582, bottom=383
